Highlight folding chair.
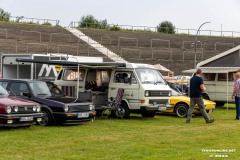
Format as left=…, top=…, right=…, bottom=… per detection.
left=101, top=88, right=125, bottom=119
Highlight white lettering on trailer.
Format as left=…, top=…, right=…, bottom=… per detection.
left=38, top=64, right=58, bottom=77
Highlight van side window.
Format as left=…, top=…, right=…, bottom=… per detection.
left=63, top=69, right=85, bottom=81
left=114, top=71, right=134, bottom=84
left=203, top=73, right=216, bottom=81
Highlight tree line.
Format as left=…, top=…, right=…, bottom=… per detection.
left=0, top=8, right=175, bottom=34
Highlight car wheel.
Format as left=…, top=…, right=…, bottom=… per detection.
left=38, top=109, right=53, bottom=126
left=141, top=111, right=156, bottom=117
left=175, top=104, right=189, bottom=118
left=114, top=102, right=130, bottom=119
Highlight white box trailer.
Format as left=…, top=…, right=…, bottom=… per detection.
left=1, top=53, right=103, bottom=81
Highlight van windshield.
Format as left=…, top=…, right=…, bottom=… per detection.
left=29, top=82, right=52, bottom=97
left=135, top=68, right=166, bottom=84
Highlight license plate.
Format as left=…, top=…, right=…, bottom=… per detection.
left=158, top=107, right=167, bottom=111
left=20, top=116, right=34, bottom=122
left=77, top=113, right=89, bottom=118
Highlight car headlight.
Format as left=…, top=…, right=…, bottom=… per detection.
left=14, top=106, right=18, bottom=112
left=212, top=104, right=216, bottom=109
left=36, top=105, right=41, bottom=112
left=145, top=91, right=149, bottom=97
left=33, top=106, right=37, bottom=112
left=6, top=106, right=12, bottom=113
left=64, top=105, right=69, bottom=112
left=168, top=91, right=171, bottom=97
left=89, top=104, right=95, bottom=110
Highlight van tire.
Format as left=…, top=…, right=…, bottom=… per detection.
left=114, top=102, right=130, bottom=119
left=38, top=109, right=53, bottom=126
left=141, top=111, right=156, bottom=117
left=175, top=103, right=188, bottom=118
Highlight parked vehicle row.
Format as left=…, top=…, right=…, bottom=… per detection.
left=0, top=79, right=96, bottom=127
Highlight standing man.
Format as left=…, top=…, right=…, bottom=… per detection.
left=186, top=69, right=214, bottom=123
left=232, top=72, right=240, bottom=120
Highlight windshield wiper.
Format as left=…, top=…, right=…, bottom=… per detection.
left=37, top=93, right=48, bottom=96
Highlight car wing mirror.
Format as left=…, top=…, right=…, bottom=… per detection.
left=22, top=92, right=31, bottom=98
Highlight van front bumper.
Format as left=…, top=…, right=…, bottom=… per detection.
left=140, top=104, right=173, bottom=111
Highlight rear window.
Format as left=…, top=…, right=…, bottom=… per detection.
left=63, top=69, right=85, bottom=81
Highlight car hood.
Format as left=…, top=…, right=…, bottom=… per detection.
left=0, top=96, right=38, bottom=106
left=171, top=96, right=216, bottom=105
left=45, top=96, right=85, bottom=104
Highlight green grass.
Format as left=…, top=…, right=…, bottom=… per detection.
left=0, top=108, right=239, bottom=160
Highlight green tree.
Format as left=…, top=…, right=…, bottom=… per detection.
left=79, top=15, right=108, bottom=29
left=157, top=21, right=175, bottom=34
left=0, top=8, right=11, bottom=22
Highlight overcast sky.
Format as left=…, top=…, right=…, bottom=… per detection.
left=1, top=0, right=240, bottom=32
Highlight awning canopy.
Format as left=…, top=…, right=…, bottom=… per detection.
left=154, top=64, right=171, bottom=72
left=182, top=67, right=240, bottom=74
left=16, top=58, right=126, bottom=68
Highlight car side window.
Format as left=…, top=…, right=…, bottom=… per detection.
left=0, top=82, right=9, bottom=89
left=9, top=82, right=30, bottom=96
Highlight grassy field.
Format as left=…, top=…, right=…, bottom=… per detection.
left=0, top=107, right=239, bottom=160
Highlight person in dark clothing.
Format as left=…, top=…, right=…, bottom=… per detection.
left=186, top=69, right=214, bottom=123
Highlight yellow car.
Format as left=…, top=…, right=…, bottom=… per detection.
left=161, top=88, right=216, bottom=117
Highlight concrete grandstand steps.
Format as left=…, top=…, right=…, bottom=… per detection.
left=66, top=28, right=126, bottom=62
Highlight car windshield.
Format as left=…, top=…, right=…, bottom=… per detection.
left=0, top=85, right=9, bottom=96
left=29, top=81, right=52, bottom=97
left=135, top=68, right=166, bottom=84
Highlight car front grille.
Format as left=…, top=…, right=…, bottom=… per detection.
left=13, top=105, right=36, bottom=113
left=69, top=105, right=90, bottom=112
left=149, top=91, right=170, bottom=97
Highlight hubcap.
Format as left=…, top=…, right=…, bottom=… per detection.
left=177, top=106, right=187, bottom=117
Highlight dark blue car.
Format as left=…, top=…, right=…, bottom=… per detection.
left=0, top=79, right=96, bottom=126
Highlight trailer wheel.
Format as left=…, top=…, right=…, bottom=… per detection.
left=38, top=109, right=53, bottom=126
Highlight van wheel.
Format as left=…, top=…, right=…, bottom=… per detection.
left=115, top=103, right=130, bottom=119
left=141, top=111, right=156, bottom=117
left=38, top=109, right=53, bottom=126
left=175, top=104, right=188, bottom=118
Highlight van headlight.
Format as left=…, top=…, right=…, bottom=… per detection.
left=36, top=105, right=41, bottom=112
left=6, top=106, right=12, bottom=113
left=145, top=91, right=149, bottom=97
left=64, top=105, right=69, bottom=112
left=89, top=104, right=95, bottom=110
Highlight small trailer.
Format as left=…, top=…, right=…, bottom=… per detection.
left=1, top=53, right=103, bottom=81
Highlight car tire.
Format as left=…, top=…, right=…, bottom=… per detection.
left=114, top=102, right=130, bottom=119
left=38, top=109, right=53, bottom=126
left=175, top=103, right=189, bottom=118
left=141, top=111, right=156, bottom=118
